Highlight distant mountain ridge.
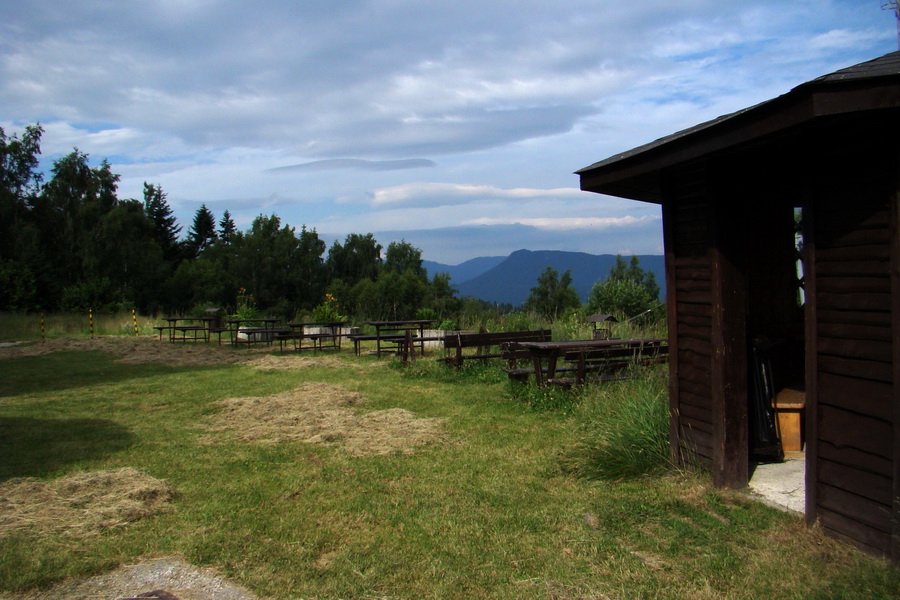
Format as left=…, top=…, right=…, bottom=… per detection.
left=424, top=249, right=665, bottom=307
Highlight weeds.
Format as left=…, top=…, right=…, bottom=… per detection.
left=567, top=365, right=671, bottom=480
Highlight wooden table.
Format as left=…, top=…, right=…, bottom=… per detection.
left=362, top=320, right=437, bottom=357
left=283, top=321, right=349, bottom=351
left=225, top=317, right=284, bottom=346
left=159, top=316, right=216, bottom=342
left=509, top=338, right=668, bottom=386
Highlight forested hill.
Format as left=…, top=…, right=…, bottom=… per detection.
left=424, top=249, right=666, bottom=307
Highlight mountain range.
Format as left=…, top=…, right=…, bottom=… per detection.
left=423, top=249, right=665, bottom=307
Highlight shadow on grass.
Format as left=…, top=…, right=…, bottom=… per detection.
left=0, top=351, right=202, bottom=398
left=0, top=417, right=136, bottom=480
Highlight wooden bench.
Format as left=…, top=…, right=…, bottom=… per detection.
left=349, top=334, right=408, bottom=356
left=275, top=330, right=344, bottom=352
left=502, top=339, right=668, bottom=386
left=153, top=325, right=174, bottom=341
left=171, top=325, right=209, bottom=342
left=441, top=329, right=551, bottom=369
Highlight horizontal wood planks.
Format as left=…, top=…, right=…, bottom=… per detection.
left=666, top=168, right=716, bottom=465
left=810, top=180, right=895, bottom=558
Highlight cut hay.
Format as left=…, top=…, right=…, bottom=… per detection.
left=244, top=354, right=346, bottom=370
left=0, top=467, right=174, bottom=538
left=3, top=556, right=262, bottom=600
left=206, top=382, right=447, bottom=456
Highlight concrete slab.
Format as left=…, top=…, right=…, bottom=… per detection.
left=748, top=457, right=805, bottom=514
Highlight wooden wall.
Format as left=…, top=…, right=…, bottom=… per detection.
left=806, top=159, right=898, bottom=559
left=664, top=165, right=716, bottom=471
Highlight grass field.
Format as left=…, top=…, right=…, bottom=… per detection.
left=0, top=336, right=897, bottom=599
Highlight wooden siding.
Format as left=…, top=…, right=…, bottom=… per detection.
left=664, top=166, right=715, bottom=466
left=808, top=179, right=896, bottom=557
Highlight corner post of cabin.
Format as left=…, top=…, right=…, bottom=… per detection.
left=709, top=169, right=749, bottom=489
left=661, top=196, right=682, bottom=468
left=891, top=157, right=900, bottom=563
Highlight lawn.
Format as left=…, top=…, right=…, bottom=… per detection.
left=0, top=337, right=897, bottom=599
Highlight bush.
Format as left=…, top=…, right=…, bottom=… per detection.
left=569, top=367, right=671, bottom=479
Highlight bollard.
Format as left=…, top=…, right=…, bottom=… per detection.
left=132, top=308, right=139, bottom=336
left=41, top=312, right=45, bottom=342
left=89, top=307, right=94, bottom=339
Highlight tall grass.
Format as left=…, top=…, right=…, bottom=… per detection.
left=568, top=365, right=672, bottom=480
left=0, top=311, right=163, bottom=341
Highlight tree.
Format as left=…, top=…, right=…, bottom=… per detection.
left=383, top=239, right=425, bottom=279
left=185, top=204, right=217, bottom=258
left=524, top=266, right=580, bottom=320
left=0, top=123, right=43, bottom=261
left=38, top=149, right=121, bottom=299
left=426, top=272, right=460, bottom=319
left=143, top=182, right=182, bottom=262
left=587, top=254, right=660, bottom=319
left=326, top=233, right=382, bottom=285
left=218, top=210, right=237, bottom=244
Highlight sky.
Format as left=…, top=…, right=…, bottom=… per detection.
left=2, top=1, right=897, bottom=265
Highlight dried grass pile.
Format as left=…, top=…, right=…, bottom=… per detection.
left=244, top=354, right=346, bottom=370
left=206, top=382, right=447, bottom=456
left=0, top=467, right=174, bottom=539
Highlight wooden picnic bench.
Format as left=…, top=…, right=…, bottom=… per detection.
left=503, top=338, right=668, bottom=386
left=441, top=329, right=552, bottom=369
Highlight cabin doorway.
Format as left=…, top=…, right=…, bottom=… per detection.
left=744, top=202, right=807, bottom=463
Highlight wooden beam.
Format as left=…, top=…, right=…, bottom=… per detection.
left=708, top=171, right=748, bottom=489
left=890, top=157, right=900, bottom=563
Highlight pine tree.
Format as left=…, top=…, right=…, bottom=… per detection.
left=185, top=204, right=217, bottom=258
left=143, top=182, right=182, bottom=261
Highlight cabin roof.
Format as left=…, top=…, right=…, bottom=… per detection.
left=577, top=51, right=900, bottom=203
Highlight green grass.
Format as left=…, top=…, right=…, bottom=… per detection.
left=1, top=338, right=898, bottom=599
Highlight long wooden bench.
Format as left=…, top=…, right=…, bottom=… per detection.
left=441, top=329, right=551, bottom=369
left=502, top=339, right=668, bottom=386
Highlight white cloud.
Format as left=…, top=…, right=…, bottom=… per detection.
left=463, top=215, right=661, bottom=230
left=368, top=183, right=586, bottom=207
left=2, top=0, right=894, bottom=263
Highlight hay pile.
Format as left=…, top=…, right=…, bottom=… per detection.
left=0, top=467, right=174, bottom=539
left=206, top=382, right=447, bottom=456
left=243, top=354, right=348, bottom=370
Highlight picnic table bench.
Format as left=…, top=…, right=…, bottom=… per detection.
left=155, top=316, right=216, bottom=342
left=503, top=338, right=668, bottom=386
left=441, top=329, right=552, bottom=369
left=355, top=320, right=438, bottom=357
left=278, top=321, right=348, bottom=352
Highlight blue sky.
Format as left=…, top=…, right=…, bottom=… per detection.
left=2, top=1, right=896, bottom=264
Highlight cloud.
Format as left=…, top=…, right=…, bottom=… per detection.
left=463, top=215, right=661, bottom=230
left=368, top=182, right=587, bottom=208
left=266, top=158, right=436, bottom=173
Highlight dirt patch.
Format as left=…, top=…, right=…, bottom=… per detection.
left=0, top=467, right=173, bottom=539
left=205, top=383, right=447, bottom=456
left=3, top=556, right=264, bottom=600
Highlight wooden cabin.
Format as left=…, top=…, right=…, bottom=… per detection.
left=577, top=51, right=900, bottom=560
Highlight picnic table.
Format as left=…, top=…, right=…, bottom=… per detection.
left=156, top=316, right=216, bottom=342
left=225, top=317, right=285, bottom=346
left=507, top=338, right=668, bottom=386
left=281, top=321, right=349, bottom=352
left=356, top=319, right=437, bottom=357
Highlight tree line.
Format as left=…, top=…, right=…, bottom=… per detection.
left=1, top=123, right=659, bottom=323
